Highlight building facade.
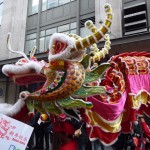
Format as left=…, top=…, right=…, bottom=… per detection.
left=0, top=0, right=150, bottom=103
left=0, top=0, right=28, bottom=103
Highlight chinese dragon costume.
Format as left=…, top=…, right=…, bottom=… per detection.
left=1, top=3, right=150, bottom=145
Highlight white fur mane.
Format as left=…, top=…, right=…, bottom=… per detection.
left=0, top=98, right=25, bottom=117
left=0, top=91, right=28, bottom=117
left=2, top=61, right=44, bottom=76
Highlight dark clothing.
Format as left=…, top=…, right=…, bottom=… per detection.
left=93, top=140, right=105, bottom=150
left=27, top=112, right=41, bottom=149
left=40, top=121, right=51, bottom=150
left=112, top=133, right=135, bottom=150
left=70, top=118, right=92, bottom=150
left=29, top=112, right=41, bottom=128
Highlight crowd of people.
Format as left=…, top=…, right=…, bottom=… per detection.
left=25, top=111, right=150, bottom=150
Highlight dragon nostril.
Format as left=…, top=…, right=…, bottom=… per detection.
left=30, top=69, right=36, bottom=73
left=21, top=94, right=25, bottom=99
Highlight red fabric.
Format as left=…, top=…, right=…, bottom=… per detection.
left=121, top=121, right=133, bottom=133
left=133, top=137, right=140, bottom=147
left=141, top=122, right=150, bottom=139
left=54, top=121, right=76, bottom=135
left=128, top=109, right=138, bottom=122
left=59, top=140, right=77, bottom=150
left=134, top=137, right=147, bottom=150
left=86, top=125, right=119, bottom=144
left=13, top=105, right=30, bottom=123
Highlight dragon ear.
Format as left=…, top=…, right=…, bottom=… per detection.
left=80, top=54, right=91, bottom=69
left=84, top=63, right=110, bottom=83
left=30, top=46, right=37, bottom=59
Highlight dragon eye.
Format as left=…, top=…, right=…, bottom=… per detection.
left=19, top=58, right=28, bottom=63
left=54, top=41, right=67, bottom=54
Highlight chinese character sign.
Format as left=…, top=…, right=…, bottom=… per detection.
left=0, top=113, right=33, bottom=150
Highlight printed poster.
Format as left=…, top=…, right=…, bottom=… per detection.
left=0, top=113, right=33, bottom=150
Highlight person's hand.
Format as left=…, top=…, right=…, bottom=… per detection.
left=137, top=113, right=144, bottom=119
left=137, top=114, right=145, bottom=122
left=146, top=138, right=150, bottom=143
left=74, top=129, right=82, bottom=137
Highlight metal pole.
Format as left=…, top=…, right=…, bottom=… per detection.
left=76, top=0, right=80, bottom=35
left=36, top=0, right=42, bottom=52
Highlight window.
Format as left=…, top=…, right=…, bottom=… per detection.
left=26, top=33, right=36, bottom=40
left=0, top=0, right=3, bottom=25
left=59, top=0, right=70, bottom=5
left=44, top=27, right=57, bottom=50
left=46, top=27, right=57, bottom=35
left=47, top=0, right=58, bottom=9
left=45, top=36, right=51, bottom=50
left=70, top=29, right=76, bottom=34
left=80, top=27, right=92, bottom=37
left=39, top=37, right=45, bottom=52
left=32, top=0, right=39, bottom=14
left=39, top=30, right=45, bottom=52
left=25, top=40, right=36, bottom=54
left=122, top=1, right=148, bottom=36
left=34, top=22, right=76, bottom=53
left=42, top=0, right=75, bottom=11
left=42, top=0, right=47, bottom=11
left=80, top=17, right=95, bottom=37
left=40, top=30, right=45, bottom=37
left=70, top=22, right=76, bottom=29
left=70, top=22, right=77, bottom=34
left=58, top=24, right=69, bottom=33
left=25, top=33, right=37, bottom=54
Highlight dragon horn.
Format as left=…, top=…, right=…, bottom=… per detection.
left=91, top=34, right=111, bottom=63
left=7, top=33, right=30, bottom=62
left=70, top=4, right=113, bottom=53
left=84, top=20, right=111, bottom=62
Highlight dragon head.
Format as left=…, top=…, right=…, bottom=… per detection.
left=2, top=34, right=47, bottom=85
left=2, top=4, right=113, bottom=102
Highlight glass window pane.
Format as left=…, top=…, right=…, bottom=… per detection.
left=62, top=31, right=69, bottom=34
left=80, top=27, right=91, bottom=37
left=47, top=0, right=58, bottom=9
left=32, top=0, right=39, bottom=14
left=40, top=30, right=45, bottom=37
left=25, top=39, right=36, bottom=55
left=42, top=0, right=47, bottom=11
left=26, top=33, right=36, bottom=40
left=45, top=36, right=51, bottom=50
left=59, top=0, right=70, bottom=5
left=39, top=37, right=45, bottom=52
left=58, top=24, right=69, bottom=32
left=70, top=29, right=76, bottom=34
left=70, top=22, right=76, bottom=29
left=46, top=28, right=57, bottom=35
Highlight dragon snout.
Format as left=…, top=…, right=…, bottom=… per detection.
left=19, top=91, right=30, bottom=100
